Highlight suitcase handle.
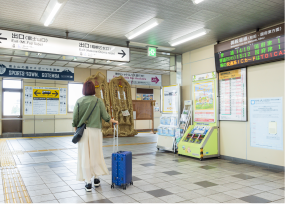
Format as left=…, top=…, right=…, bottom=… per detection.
left=113, top=124, right=119, bottom=153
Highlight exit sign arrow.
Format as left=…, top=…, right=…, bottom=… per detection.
left=118, top=50, right=126, bottom=58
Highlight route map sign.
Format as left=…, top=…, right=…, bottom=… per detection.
left=24, top=86, right=67, bottom=115
left=215, top=23, right=284, bottom=72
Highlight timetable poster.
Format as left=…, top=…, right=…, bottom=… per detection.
left=193, top=81, right=215, bottom=122
left=24, top=86, right=67, bottom=115
left=219, top=68, right=247, bottom=121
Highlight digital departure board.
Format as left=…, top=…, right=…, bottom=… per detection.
left=215, top=24, right=284, bottom=72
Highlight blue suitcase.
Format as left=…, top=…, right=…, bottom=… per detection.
left=111, top=124, right=133, bottom=190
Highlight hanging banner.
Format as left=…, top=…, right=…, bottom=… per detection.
left=24, top=86, right=67, bottom=115
left=107, top=71, right=161, bottom=86
left=0, top=61, right=74, bottom=81
left=193, top=80, right=215, bottom=122
left=0, top=29, right=130, bottom=62
left=250, top=97, right=283, bottom=150
left=162, top=85, right=179, bottom=113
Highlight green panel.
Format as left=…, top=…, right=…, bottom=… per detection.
left=178, top=126, right=218, bottom=158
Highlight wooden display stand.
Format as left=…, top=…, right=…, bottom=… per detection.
left=132, top=100, right=155, bottom=133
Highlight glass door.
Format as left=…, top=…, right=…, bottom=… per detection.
left=2, top=79, right=22, bottom=134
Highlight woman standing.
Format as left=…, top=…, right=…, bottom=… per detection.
left=72, top=80, right=118, bottom=191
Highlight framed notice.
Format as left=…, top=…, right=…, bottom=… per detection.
left=162, top=85, right=179, bottom=113
left=219, top=68, right=247, bottom=121
left=250, top=97, right=283, bottom=150
left=24, top=86, right=67, bottom=115
left=193, top=80, right=216, bottom=123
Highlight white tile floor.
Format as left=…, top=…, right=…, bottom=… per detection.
left=0, top=133, right=284, bottom=203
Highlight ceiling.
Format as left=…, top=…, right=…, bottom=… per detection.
left=0, top=0, right=284, bottom=58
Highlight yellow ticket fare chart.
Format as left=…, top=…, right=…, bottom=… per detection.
left=24, top=86, right=67, bottom=115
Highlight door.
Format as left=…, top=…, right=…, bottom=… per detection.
left=2, top=79, right=22, bottom=133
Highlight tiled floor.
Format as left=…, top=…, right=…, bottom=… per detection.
left=0, top=133, right=284, bottom=203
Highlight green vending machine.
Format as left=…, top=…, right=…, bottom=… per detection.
left=178, top=72, right=219, bottom=160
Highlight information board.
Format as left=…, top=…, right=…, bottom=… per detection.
left=215, top=23, right=284, bottom=72
left=250, top=97, right=283, bottom=150
left=219, top=68, right=247, bottom=121
left=24, top=86, right=67, bottom=115
left=162, top=85, right=179, bottom=113
left=193, top=80, right=216, bottom=123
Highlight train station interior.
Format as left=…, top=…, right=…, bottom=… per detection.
left=0, top=0, right=284, bottom=203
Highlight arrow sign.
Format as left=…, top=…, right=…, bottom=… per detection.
left=0, top=33, right=7, bottom=43
left=52, top=91, right=58, bottom=97
left=118, top=50, right=126, bottom=58
left=34, top=90, right=39, bottom=96
left=151, top=76, right=160, bottom=84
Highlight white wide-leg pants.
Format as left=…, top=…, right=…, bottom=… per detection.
left=76, top=127, right=109, bottom=182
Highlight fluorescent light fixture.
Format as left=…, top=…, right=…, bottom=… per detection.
left=125, top=18, right=163, bottom=40
left=168, top=28, right=210, bottom=46
left=192, top=0, right=205, bottom=4
left=118, top=63, right=126, bottom=66
left=40, top=0, right=67, bottom=27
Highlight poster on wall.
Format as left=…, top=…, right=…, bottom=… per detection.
left=107, top=71, right=161, bottom=86
left=250, top=97, right=283, bottom=150
left=193, top=80, right=215, bottom=122
left=0, top=61, right=74, bottom=81
left=219, top=68, right=247, bottom=121
left=24, top=86, right=67, bottom=115
left=143, top=94, right=153, bottom=100
left=162, top=85, right=179, bottom=113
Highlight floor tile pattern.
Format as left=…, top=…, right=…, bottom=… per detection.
left=0, top=133, right=284, bottom=203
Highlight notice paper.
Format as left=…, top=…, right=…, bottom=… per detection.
left=250, top=97, right=283, bottom=150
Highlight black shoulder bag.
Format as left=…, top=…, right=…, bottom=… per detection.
left=72, top=98, right=98, bottom=144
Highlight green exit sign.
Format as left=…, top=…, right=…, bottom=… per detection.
left=148, top=47, right=156, bottom=57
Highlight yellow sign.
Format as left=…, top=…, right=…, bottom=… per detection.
left=33, top=88, right=59, bottom=98
left=219, top=69, right=241, bottom=80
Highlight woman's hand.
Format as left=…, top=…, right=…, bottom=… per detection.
left=110, top=119, right=118, bottom=125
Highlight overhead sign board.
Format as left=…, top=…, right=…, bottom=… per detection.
left=215, top=23, right=284, bottom=72
left=0, top=61, right=74, bottom=81
left=0, top=29, right=130, bottom=62
left=107, top=71, right=161, bottom=86
left=24, top=86, right=67, bottom=115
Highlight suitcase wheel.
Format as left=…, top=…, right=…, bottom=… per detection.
left=130, top=181, right=133, bottom=185
left=111, top=184, right=114, bottom=189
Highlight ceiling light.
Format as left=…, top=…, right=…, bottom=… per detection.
left=168, top=28, right=210, bottom=46
left=125, top=18, right=164, bottom=40
left=192, top=0, right=205, bottom=4
left=73, top=57, right=77, bottom=61
left=37, top=53, right=42, bottom=56
left=40, top=0, right=67, bottom=27
left=118, top=63, right=126, bottom=66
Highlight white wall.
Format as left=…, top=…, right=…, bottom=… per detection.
left=182, top=44, right=284, bottom=167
